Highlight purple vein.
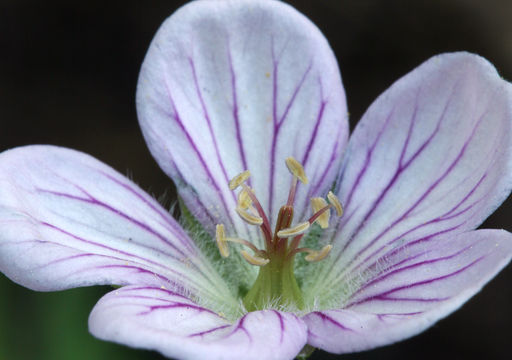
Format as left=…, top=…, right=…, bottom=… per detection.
left=39, top=222, right=190, bottom=279
left=145, top=121, right=218, bottom=227
left=348, top=242, right=475, bottom=302
left=331, top=80, right=469, bottom=276
left=267, top=46, right=314, bottom=219
left=84, top=264, right=173, bottom=285
left=160, top=72, right=236, bottom=229
left=310, top=312, right=354, bottom=332
left=138, top=302, right=216, bottom=316
left=348, top=256, right=484, bottom=307
left=225, top=315, right=251, bottom=341
left=38, top=188, right=187, bottom=257
left=272, top=310, right=285, bottom=344
left=342, top=104, right=397, bottom=211
left=340, top=94, right=443, bottom=256
left=188, top=324, right=231, bottom=338
left=97, top=170, right=195, bottom=252
left=278, top=61, right=313, bottom=126
left=226, top=43, right=248, bottom=172
left=302, top=104, right=328, bottom=171
left=356, top=168, right=490, bottom=268
left=349, top=106, right=487, bottom=261
left=339, top=223, right=465, bottom=290
left=189, top=57, right=231, bottom=187
left=189, top=55, right=254, bottom=237
left=124, top=286, right=188, bottom=298
left=347, top=175, right=485, bottom=276
left=112, top=294, right=187, bottom=304
left=268, top=39, right=280, bottom=220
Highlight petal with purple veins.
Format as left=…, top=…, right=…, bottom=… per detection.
left=137, top=0, right=348, bottom=245
left=89, top=286, right=308, bottom=360
left=307, top=52, right=512, bottom=298
left=0, top=145, right=234, bottom=311
left=303, top=229, right=512, bottom=353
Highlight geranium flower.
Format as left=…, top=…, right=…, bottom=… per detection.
left=1, top=0, right=511, bottom=359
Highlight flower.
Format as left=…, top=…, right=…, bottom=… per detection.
left=1, top=0, right=512, bottom=359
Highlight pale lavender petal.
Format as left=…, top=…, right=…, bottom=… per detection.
left=0, top=145, right=232, bottom=307
left=137, top=0, right=348, bottom=244
left=89, top=286, right=307, bottom=360
left=304, top=229, right=512, bottom=353
left=311, top=53, right=512, bottom=293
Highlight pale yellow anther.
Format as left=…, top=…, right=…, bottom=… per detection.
left=305, top=244, right=333, bottom=262
left=237, top=188, right=253, bottom=210
left=277, top=221, right=310, bottom=238
left=215, top=224, right=229, bottom=258
left=285, top=157, right=308, bottom=184
left=327, top=191, right=343, bottom=217
left=236, top=207, right=263, bottom=225
left=240, top=250, right=270, bottom=266
left=311, top=197, right=330, bottom=229
left=229, top=170, right=250, bottom=190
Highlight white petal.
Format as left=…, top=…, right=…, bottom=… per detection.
left=137, top=0, right=348, bottom=244
left=303, top=229, right=512, bottom=353
left=310, top=53, right=512, bottom=295
left=0, top=145, right=232, bottom=309
left=89, top=286, right=307, bottom=360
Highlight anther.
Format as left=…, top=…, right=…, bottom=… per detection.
left=310, top=197, right=330, bottom=229
left=229, top=170, right=250, bottom=190
left=237, top=187, right=253, bottom=210
left=285, top=157, right=308, bottom=184
left=305, top=244, right=333, bottom=262
left=236, top=207, right=264, bottom=225
left=327, top=191, right=343, bottom=217
left=215, top=224, right=230, bottom=258
left=277, top=221, right=310, bottom=238
left=240, top=250, right=270, bottom=266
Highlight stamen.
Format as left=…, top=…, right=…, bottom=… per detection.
left=310, top=197, right=330, bottom=229
left=240, top=250, right=270, bottom=266
left=237, top=187, right=253, bottom=210
left=327, top=191, right=343, bottom=217
left=240, top=183, right=273, bottom=245
left=217, top=225, right=266, bottom=258
left=304, top=244, right=333, bottom=262
left=236, top=207, right=264, bottom=225
left=215, top=224, right=230, bottom=258
left=277, top=221, right=310, bottom=238
left=285, top=157, right=308, bottom=184
left=225, top=237, right=265, bottom=256
left=229, top=170, right=250, bottom=190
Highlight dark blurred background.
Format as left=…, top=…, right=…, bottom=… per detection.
left=1, top=0, right=511, bottom=359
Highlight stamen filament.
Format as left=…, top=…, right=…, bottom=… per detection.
left=277, top=221, right=310, bottom=238
left=240, top=250, right=270, bottom=266
left=225, top=237, right=265, bottom=256
left=309, top=203, right=332, bottom=225
left=241, top=183, right=272, bottom=245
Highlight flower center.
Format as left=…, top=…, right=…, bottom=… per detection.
left=216, top=157, right=343, bottom=312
